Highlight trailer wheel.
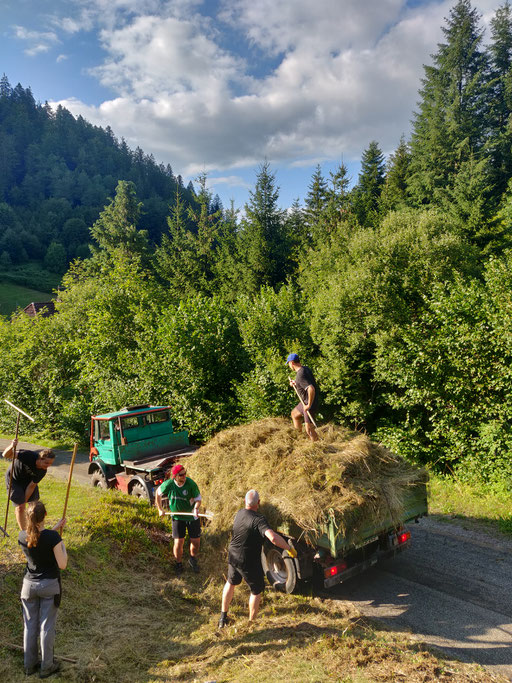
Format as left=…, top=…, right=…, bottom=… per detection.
left=91, top=469, right=107, bottom=489
left=130, top=482, right=150, bottom=500
left=261, top=543, right=298, bottom=594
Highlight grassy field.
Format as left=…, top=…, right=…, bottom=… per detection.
left=0, top=282, right=52, bottom=317
left=0, top=462, right=507, bottom=683
left=428, top=475, right=512, bottom=536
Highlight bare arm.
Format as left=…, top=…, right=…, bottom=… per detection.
left=2, top=439, right=17, bottom=459
left=24, top=481, right=37, bottom=502
left=265, top=528, right=292, bottom=551
left=304, top=385, right=315, bottom=411
left=53, top=541, right=68, bottom=569
left=155, top=488, right=164, bottom=517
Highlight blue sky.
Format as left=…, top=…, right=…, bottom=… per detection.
left=0, top=0, right=500, bottom=210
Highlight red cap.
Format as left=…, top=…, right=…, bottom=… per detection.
left=171, top=463, right=185, bottom=478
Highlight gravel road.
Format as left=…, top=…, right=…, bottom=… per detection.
left=331, top=516, right=512, bottom=681
left=2, top=438, right=511, bottom=679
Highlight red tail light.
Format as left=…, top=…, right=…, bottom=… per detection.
left=397, top=531, right=411, bottom=545
left=154, top=478, right=164, bottom=486
left=324, top=560, right=347, bottom=579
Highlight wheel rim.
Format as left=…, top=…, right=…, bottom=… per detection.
left=266, top=548, right=288, bottom=584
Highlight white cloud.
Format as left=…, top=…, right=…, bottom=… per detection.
left=13, top=25, right=59, bottom=56
left=50, top=0, right=503, bottom=178
left=56, top=54, right=69, bottom=62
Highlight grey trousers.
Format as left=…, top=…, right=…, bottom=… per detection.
left=20, top=577, right=60, bottom=671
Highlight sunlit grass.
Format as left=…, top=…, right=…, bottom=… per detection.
left=428, top=473, right=512, bottom=536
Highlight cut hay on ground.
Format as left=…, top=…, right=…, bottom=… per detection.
left=187, top=418, right=427, bottom=543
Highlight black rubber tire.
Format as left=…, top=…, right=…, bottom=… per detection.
left=130, top=482, right=149, bottom=500
left=261, top=543, right=298, bottom=594
left=90, top=469, right=107, bottom=489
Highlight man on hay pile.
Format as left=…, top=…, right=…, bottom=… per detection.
left=286, top=352, right=319, bottom=442
left=155, top=462, right=202, bottom=576
left=3, top=438, right=57, bottom=530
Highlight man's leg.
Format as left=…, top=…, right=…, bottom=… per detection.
left=173, top=538, right=184, bottom=562
left=291, top=407, right=303, bottom=432
left=188, top=536, right=200, bottom=572
left=221, top=581, right=235, bottom=613
left=189, top=537, right=200, bottom=557
left=15, top=503, right=27, bottom=531
left=248, top=592, right=262, bottom=621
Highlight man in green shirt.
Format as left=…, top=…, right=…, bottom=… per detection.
left=155, top=463, right=202, bottom=575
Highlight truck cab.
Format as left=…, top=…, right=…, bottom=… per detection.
left=88, top=404, right=196, bottom=501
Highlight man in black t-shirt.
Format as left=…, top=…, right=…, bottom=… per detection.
left=218, top=489, right=296, bottom=628
left=3, top=439, right=56, bottom=530
left=286, top=353, right=319, bottom=441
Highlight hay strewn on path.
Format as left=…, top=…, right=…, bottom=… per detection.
left=187, top=418, right=427, bottom=542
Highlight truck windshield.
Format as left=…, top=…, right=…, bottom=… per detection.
left=95, top=420, right=110, bottom=441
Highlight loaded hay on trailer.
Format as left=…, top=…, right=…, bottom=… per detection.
left=186, top=417, right=427, bottom=544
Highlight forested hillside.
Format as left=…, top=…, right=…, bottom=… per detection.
left=1, top=0, right=512, bottom=486
left=0, top=74, right=196, bottom=281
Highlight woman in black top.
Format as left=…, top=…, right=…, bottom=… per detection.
left=18, top=501, right=67, bottom=678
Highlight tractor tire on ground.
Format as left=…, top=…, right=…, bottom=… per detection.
left=261, top=542, right=299, bottom=594
left=90, top=469, right=107, bottom=489
left=130, top=482, right=150, bottom=500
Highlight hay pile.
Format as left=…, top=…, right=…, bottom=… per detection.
left=187, top=418, right=427, bottom=543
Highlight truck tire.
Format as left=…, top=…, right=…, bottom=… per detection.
left=130, top=482, right=150, bottom=500
left=261, top=543, right=298, bottom=594
left=91, top=469, right=107, bottom=489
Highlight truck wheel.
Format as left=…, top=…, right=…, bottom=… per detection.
left=261, top=543, right=298, bottom=594
left=91, top=469, right=107, bottom=489
left=130, top=482, right=149, bottom=500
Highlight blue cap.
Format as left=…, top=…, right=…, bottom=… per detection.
left=286, top=353, right=300, bottom=364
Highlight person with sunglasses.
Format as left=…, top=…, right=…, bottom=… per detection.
left=155, top=463, right=202, bottom=575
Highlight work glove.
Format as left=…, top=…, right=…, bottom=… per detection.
left=193, top=509, right=199, bottom=520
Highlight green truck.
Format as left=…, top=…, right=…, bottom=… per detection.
left=88, top=404, right=196, bottom=501
left=261, top=482, right=428, bottom=593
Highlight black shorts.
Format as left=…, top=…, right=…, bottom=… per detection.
left=5, top=470, right=39, bottom=506
left=171, top=518, right=201, bottom=540
left=294, top=402, right=316, bottom=425
left=227, top=562, right=265, bottom=595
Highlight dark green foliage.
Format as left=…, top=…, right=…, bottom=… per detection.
left=90, top=180, right=149, bottom=261
left=408, top=0, right=489, bottom=208
left=301, top=208, right=479, bottom=429
left=352, top=141, right=385, bottom=227
left=374, top=253, right=512, bottom=482
left=236, top=162, right=291, bottom=293
left=234, top=283, right=314, bottom=421
left=486, top=1, right=512, bottom=200
left=380, top=137, right=411, bottom=213
left=0, top=76, right=194, bottom=282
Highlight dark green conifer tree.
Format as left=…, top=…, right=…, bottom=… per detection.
left=408, top=0, right=489, bottom=206
left=304, top=165, right=329, bottom=243
left=237, top=162, right=289, bottom=293
left=380, top=136, right=412, bottom=213
left=486, top=1, right=512, bottom=199
left=90, top=180, right=148, bottom=261
left=352, top=141, right=385, bottom=227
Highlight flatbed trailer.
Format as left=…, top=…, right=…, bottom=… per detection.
left=262, top=481, right=428, bottom=593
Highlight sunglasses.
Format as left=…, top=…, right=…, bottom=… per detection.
left=176, top=470, right=187, bottom=477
